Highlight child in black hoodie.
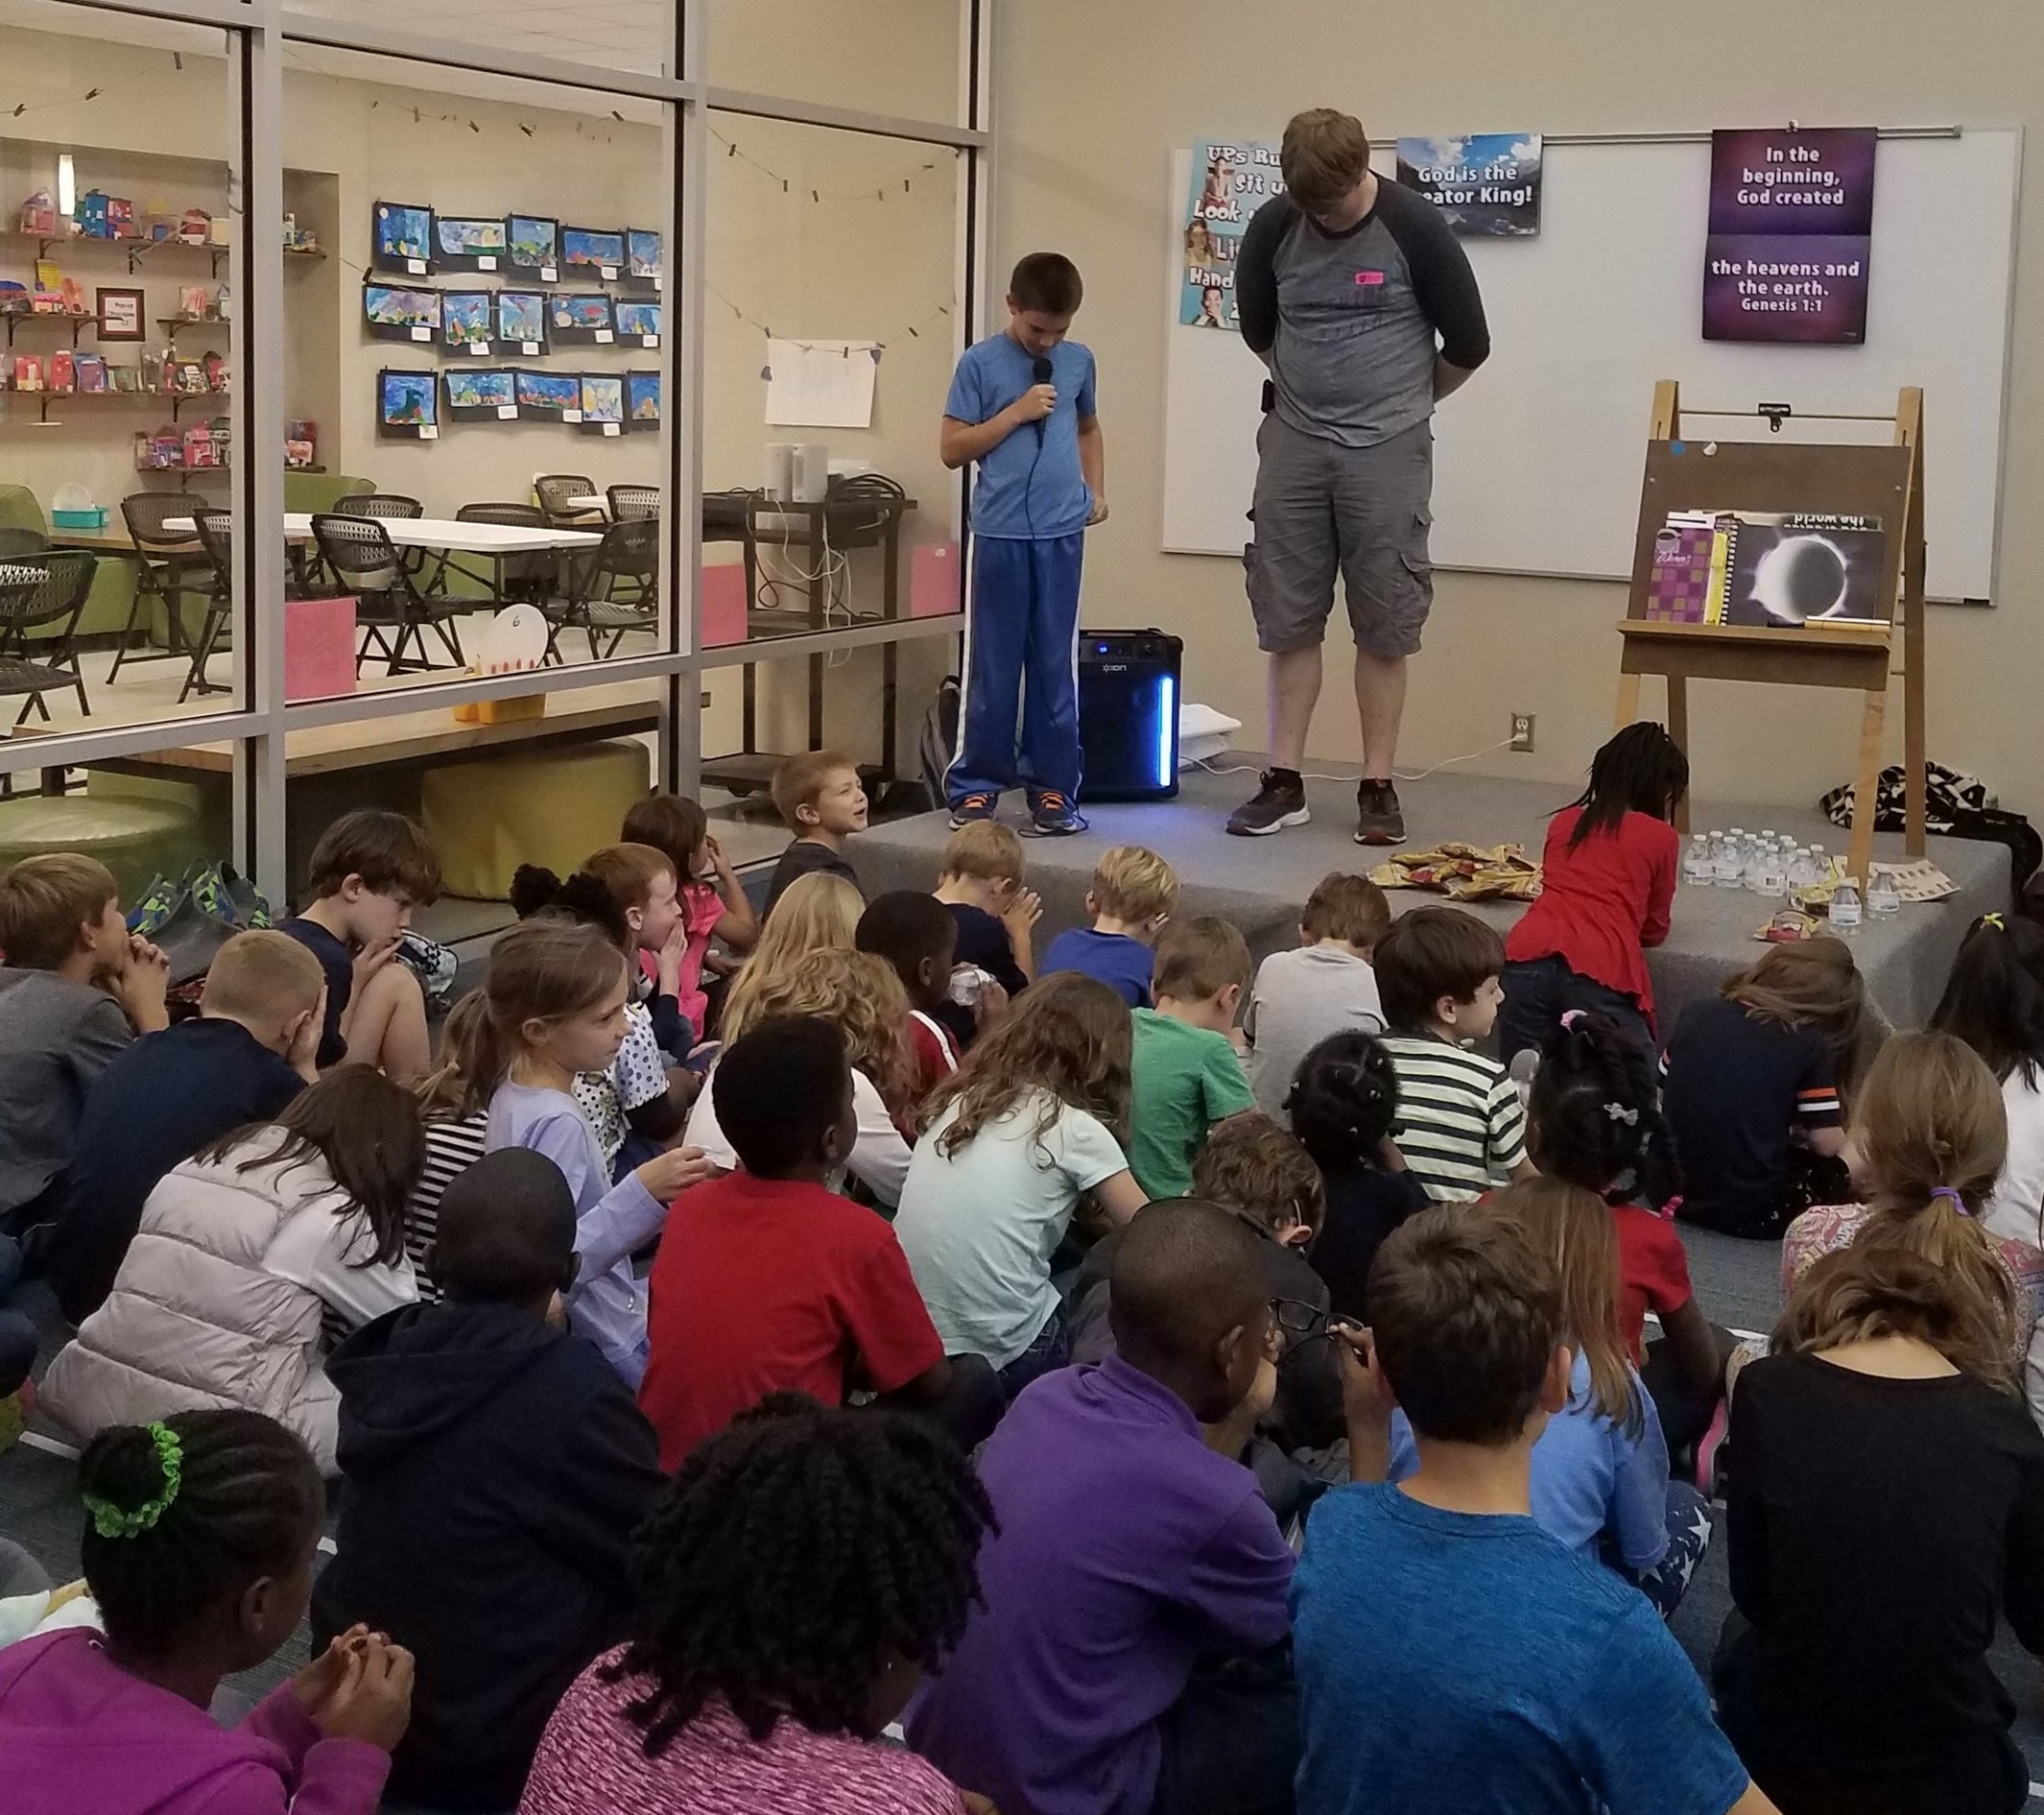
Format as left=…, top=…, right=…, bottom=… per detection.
left=313, top=1148, right=664, bottom=1813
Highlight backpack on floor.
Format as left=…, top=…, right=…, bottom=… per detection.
left=1819, top=761, right=2041, bottom=896
left=915, top=675, right=963, bottom=813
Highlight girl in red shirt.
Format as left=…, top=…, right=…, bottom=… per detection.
left=1499, top=722, right=1688, bottom=1066
left=1524, top=1010, right=1728, bottom=1473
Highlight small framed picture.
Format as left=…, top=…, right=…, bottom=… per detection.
left=547, top=291, right=615, bottom=346
left=96, top=286, right=146, bottom=342
left=508, top=213, right=559, bottom=279
left=371, top=201, right=435, bottom=275
left=580, top=372, right=625, bottom=434
left=514, top=369, right=582, bottom=421
left=378, top=367, right=440, bottom=438
left=615, top=299, right=660, bottom=344
left=363, top=282, right=442, bottom=345
left=434, top=215, right=508, bottom=274
left=561, top=226, right=626, bottom=277
left=444, top=367, right=517, bottom=421
left=626, top=369, right=661, bottom=427
left=494, top=291, right=548, bottom=354
left=440, top=290, right=493, bottom=352
left=625, top=228, right=661, bottom=290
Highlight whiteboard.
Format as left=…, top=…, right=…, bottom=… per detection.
left=1160, top=131, right=2021, bottom=602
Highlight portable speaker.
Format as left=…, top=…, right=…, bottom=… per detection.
left=1078, top=628, right=1181, bottom=801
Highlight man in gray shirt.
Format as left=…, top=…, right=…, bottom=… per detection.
left=1227, top=108, right=1489, bottom=847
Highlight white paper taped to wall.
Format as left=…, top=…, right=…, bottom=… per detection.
left=765, top=338, right=878, bottom=429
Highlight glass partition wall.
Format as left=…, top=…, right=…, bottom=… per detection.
left=0, top=0, right=985, bottom=906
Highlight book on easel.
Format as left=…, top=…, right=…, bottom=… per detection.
left=1648, top=509, right=1889, bottom=629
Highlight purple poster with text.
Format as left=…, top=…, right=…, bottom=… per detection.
left=1703, top=127, right=1876, bottom=344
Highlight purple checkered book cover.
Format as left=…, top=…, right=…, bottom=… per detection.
left=1648, top=524, right=1713, bottom=623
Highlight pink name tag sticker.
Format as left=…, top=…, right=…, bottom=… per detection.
left=1355, top=270, right=1386, bottom=286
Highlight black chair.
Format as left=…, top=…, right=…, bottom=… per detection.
left=0, top=527, right=48, bottom=561
left=0, top=548, right=96, bottom=725
left=108, top=491, right=216, bottom=683
left=606, top=484, right=660, bottom=522
left=335, top=491, right=442, bottom=591
left=535, top=473, right=603, bottom=527
left=455, top=501, right=560, bottom=610
left=550, top=517, right=657, bottom=662
left=184, top=511, right=238, bottom=702
left=311, top=512, right=467, bottom=674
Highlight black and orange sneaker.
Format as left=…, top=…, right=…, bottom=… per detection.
left=948, top=791, right=998, bottom=830
left=1026, top=791, right=1086, bottom=836
left=1354, top=778, right=1407, bottom=847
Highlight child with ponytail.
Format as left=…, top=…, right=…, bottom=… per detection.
left=1931, top=911, right=2044, bottom=1250
left=513, top=845, right=699, bottom=1176
left=0, top=1408, right=413, bottom=1814
left=1499, top=722, right=1689, bottom=1064
left=479, top=919, right=710, bottom=1387
left=1783, top=1029, right=2044, bottom=1427
left=1527, top=1010, right=1728, bottom=1461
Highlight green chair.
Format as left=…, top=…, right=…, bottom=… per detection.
left=284, top=472, right=374, bottom=515
left=0, top=793, right=204, bottom=904
left=0, top=485, right=46, bottom=540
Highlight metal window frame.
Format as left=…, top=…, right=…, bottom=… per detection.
left=0, top=0, right=988, bottom=907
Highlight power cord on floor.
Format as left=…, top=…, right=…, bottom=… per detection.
left=1192, top=735, right=1519, bottom=785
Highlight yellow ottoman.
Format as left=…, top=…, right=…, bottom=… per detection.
left=0, top=793, right=204, bottom=905
left=422, top=739, right=651, bottom=900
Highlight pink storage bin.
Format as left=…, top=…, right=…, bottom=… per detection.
left=911, top=541, right=962, bottom=618
left=701, top=560, right=748, bottom=648
left=285, top=593, right=358, bottom=701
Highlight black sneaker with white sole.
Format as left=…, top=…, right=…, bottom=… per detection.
left=1226, top=769, right=1310, bottom=837
left=1354, top=778, right=1407, bottom=846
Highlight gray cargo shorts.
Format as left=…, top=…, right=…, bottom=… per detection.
left=1244, top=412, right=1435, bottom=658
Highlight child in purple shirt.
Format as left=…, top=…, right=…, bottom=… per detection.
left=907, top=1198, right=1297, bottom=1815
left=0, top=1409, right=409, bottom=1815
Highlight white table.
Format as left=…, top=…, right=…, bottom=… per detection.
left=163, top=513, right=602, bottom=554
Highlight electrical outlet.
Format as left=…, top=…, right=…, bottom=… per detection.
left=1510, top=712, right=1535, bottom=752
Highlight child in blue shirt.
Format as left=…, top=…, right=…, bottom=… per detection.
left=939, top=252, right=1107, bottom=837
left=1043, top=846, right=1178, bottom=1010
left=1295, top=1203, right=1762, bottom=1815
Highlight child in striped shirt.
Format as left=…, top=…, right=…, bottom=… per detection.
left=1372, top=907, right=1535, bottom=1203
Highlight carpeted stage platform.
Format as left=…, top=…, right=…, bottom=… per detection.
left=859, top=767, right=2010, bottom=1029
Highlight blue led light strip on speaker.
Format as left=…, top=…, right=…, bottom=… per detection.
left=1155, top=675, right=1177, bottom=789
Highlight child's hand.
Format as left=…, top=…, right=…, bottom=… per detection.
left=293, top=1626, right=368, bottom=1714
left=703, top=832, right=732, bottom=876
left=656, top=919, right=690, bottom=993
left=313, top=1635, right=414, bottom=1753
left=110, top=937, right=170, bottom=1028
left=636, top=1143, right=711, bottom=1202
left=1001, top=890, right=1042, bottom=940
left=1011, top=383, right=1056, bottom=424
left=1333, top=1324, right=1394, bottom=1434
left=1085, top=494, right=1110, bottom=526
left=973, top=977, right=1010, bottom=1034
left=350, top=932, right=402, bottom=997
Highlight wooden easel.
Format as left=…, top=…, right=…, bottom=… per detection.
left=1614, top=380, right=1927, bottom=888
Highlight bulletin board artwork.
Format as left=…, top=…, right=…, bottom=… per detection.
left=515, top=369, right=582, bottom=421
left=440, top=291, right=494, bottom=352
left=378, top=368, right=439, bottom=438
left=507, top=214, right=560, bottom=278
left=495, top=291, right=548, bottom=353
left=364, top=283, right=442, bottom=345
left=626, top=229, right=661, bottom=288
left=444, top=367, right=517, bottom=420
left=580, top=372, right=625, bottom=435
left=548, top=292, right=616, bottom=345
left=371, top=202, right=435, bottom=275
left=627, top=369, right=660, bottom=427
left=561, top=227, right=626, bottom=278
left=1178, top=138, right=1280, bottom=332
left=435, top=215, right=509, bottom=274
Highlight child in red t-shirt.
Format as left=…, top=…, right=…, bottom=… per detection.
left=637, top=1017, right=956, bottom=1469
left=856, top=891, right=969, bottom=1108
left=1499, top=723, right=1689, bottom=1066
left=1523, top=1009, right=1728, bottom=1471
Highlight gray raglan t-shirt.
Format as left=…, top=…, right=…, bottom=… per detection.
left=1236, top=179, right=1490, bottom=449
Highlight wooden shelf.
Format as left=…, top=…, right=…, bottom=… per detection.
left=158, top=316, right=228, bottom=336
left=0, top=311, right=97, bottom=348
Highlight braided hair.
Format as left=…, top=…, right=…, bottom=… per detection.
left=1562, top=721, right=1689, bottom=849
left=1528, top=1011, right=1680, bottom=1209
left=78, top=1410, right=322, bottom=1660
left=604, top=1393, right=995, bottom=1753
left=1287, top=1030, right=1400, bottom=1173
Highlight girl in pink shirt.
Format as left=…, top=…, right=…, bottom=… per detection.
left=0, top=1408, right=412, bottom=1815
left=520, top=1395, right=992, bottom=1815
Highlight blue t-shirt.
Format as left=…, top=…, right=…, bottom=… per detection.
left=1293, top=1484, right=1749, bottom=1815
left=1390, top=1349, right=1673, bottom=1570
left=945, top=332, right=1097, bottom=539
left=1044, top=926, right=1153, bottom=1010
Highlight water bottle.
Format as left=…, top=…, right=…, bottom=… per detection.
left=1788, top=846, right=1818, bottom=894
left=1683, top=834, right=1714, bottom=888
left=1829, top=876, right=1863, bottom=933
left=1756, top=842, right=1789, bottom=898
left=1715, top=829, right=1746, bottom=887
left=1866, top=869, right=1901, bottom=917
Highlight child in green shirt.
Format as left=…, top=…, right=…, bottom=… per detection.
left=1129, top=917, right=1255, bottom=1198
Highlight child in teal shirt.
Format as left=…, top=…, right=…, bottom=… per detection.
left=1129, top=918, right=1255, bottom=1197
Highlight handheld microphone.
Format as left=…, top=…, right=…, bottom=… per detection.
left=1032, top=353, right=1053, bottom=442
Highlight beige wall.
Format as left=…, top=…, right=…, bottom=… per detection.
left=991, top=0, right=2044, bottom=820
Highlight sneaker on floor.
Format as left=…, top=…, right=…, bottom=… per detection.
left=1353, top=778, right=1407, bottom=847
left=1024, top=791, right=1086, bottom=837
left=948, top=791, right=998, bottom=829
left=1226, top=769, right=1309, bottom=837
